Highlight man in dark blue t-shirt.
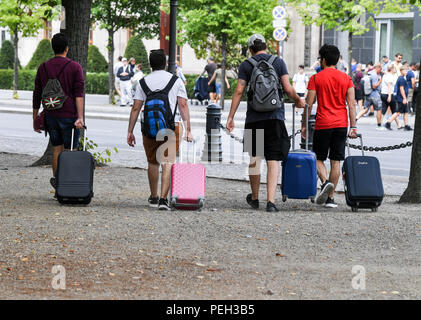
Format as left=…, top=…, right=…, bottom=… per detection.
left=226, top=33, right=305, bottom=212
left=406, top=62, right=416, bottom=113
left=395, top=65, right=412, bottom=131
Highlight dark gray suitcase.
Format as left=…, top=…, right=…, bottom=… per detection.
left=56, top=129, right=94, bottom=205
left=342, top=134, right=384, bottom=212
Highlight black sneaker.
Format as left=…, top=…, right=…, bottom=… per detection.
left=398, top=126, right=404, bottom=130
left=316, top=180, right=334, bottom=205
left=246, top=193, right=259, bottom=209
left=384, top=122, right=392, bottom=130
left=324, top=197, right=338, bottom=208
left=404, top=125, right=413, bottom=131
left=266, top=201, right=279, bottom=212
left=368, top=112, right=374, bottom=116
left=50, top=177, right=57, bottom=189
left=148, top=195, right=159, bottom=208
left=158, top=198, right=171, bottom=211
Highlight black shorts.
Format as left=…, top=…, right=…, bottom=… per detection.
left=297, top=92, right=305, bottom=98
left=243, top=119, right=290, bottom=161
left=313, top=127, right=348, bottom=161
left=398, top=102, right=409, bottom=113
left=380, top=94, right=397, bottom=115
left=355, top=88, right=363, bottom=101
left=45, top=115, right=80, bottom=150
left=208, top=80, right=216, bottom=93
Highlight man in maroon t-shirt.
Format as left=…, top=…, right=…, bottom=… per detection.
left=302, top=44, right=358, bottom=208
left=32, top=33, right=85, bottom=192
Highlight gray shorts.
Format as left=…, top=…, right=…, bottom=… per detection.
left=114, top=77, right=120, bottom=90
left=364, top=95, right=382, bottom=111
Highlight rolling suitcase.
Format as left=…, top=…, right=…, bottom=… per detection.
left=342, top=134, right=384, bottom=212
left=56, top=128, right=95, bottom=205
left=281, top=104, right=317, bottom=202
left=170, top=140, right=206, bottom=210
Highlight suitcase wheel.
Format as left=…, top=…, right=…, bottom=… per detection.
left=310, top=197, right=315, bottom=203
left=170, top=197, right=177, bottom=207
left=351, top=207, right=358, bottom=212
left=198, top=198, right=205, bottom=208
left=371, top=207, right=378, bottom=212
left=282, top=195, right=287, bottom=202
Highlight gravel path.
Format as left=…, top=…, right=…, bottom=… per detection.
left=1, top=152, right=420, bottom=300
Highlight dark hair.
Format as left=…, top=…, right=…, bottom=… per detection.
left=217, top=63, right=222, bottom=68
left=395, top=53, right=403, bottom=57
left=249, top=39, right=267, bottom=54
left=298, top=64, right=304, bottom=69
left=51, top=33, right=68, bottom=55
left=149, top=49, right=166, bottom=71
left=136, top=63, right=142, bottom=70
left=382, top=55, right=388, bottom=59
left=118, top=56, right=123, bottom=61
left=402, top=60, right=408, bottom=66
left=410, top=61, right=416, bottom=67
left=319, top=44, right=340, bottom=66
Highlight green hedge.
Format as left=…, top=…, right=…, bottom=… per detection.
left=0, top=69, right=108, bottom=94
left=87, top=45, right=108, bottom=73
left=0, top=40, right=15, bottom=69
left=25, top=39, right=54, bottom=70
left=124, top=35, right=151, bottom=74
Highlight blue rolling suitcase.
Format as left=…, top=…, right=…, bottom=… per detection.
left=281, top=105, right=317, bottom=202
left=342, top=134, right=384, bottom=212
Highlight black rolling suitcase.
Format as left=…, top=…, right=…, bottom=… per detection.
left=56, top=128, right=94, bottom=205
left=342, top=134, right=384, bottom=212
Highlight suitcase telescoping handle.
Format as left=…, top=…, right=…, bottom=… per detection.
left=292, top=103, right=309, bottom=150
left=178, top=121, right=196, bottom=164
left=347, top=133, right=364, bottom=157
left=70, top=126, right=87, bottom=152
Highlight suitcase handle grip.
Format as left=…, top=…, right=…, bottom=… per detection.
left=292, top=103, right=309, bottom=150
left=347, top=133, right=364, bottom=156
left=71, top=126, right=87, bottom=152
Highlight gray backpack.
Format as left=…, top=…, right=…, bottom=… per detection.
left=247, top=56, right=283, bottom=112
left=41, top=60, right=71, bottom=111
left=362, top=74, right=372, bottom=96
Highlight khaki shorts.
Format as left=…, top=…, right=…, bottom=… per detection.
left=408, top=88, right=413, bottom=102
left=142, top=122, right=183, bottom=165
left=114, top=77, right=120, bottom=90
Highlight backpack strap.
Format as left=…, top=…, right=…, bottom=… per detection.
left=56, top=60, right=72, bottom=79
left=139, top=78, right=152, bottom=96
left=162, top=75, right=179, bottom=95
left=247, top=57, right=257, bottom=67
left=267, top=55, right=277, bottom=66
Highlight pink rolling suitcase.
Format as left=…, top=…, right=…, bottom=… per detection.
left=170, top=141, right=206, bottom=210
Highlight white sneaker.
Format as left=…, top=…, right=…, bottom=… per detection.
left=324, top=197, right=338, bottom=208
left=376, top=126, right=386, bottom=131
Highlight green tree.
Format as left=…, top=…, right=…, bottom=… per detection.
left=124, top=35, right=151, bottom=75
left=87, top=44, right=108, bottom=73
left=91, top=0, right=160, bottom=104
left=25, top=38, right=54, bottom=70
left=0, top=0, right=55, bottom=98
left=0, top=40, right=16, bottom=69
left=177, top=0, right=281, bottom=108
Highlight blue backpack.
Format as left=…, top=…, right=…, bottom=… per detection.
left=140, top=75, right=178, bottom=139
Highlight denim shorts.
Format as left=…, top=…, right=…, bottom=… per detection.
left=215, top=83, right=222, bottom=95
left=45, top=115, right=80, bottom=149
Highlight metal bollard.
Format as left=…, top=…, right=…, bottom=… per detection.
left=201, top=104, right=223, bottom=162
left=300, top=112, right=316, bottom=150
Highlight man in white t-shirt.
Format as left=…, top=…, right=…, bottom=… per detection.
left=127, top=49, right=193, bottom=210
left=114, top=56, right=123, bottom=100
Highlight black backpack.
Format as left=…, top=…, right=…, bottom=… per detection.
left=41, top=60, right=71, bottom=111
left=247, top=55, right=283, bottom=112
left=140, top=75, right=179, bottom=139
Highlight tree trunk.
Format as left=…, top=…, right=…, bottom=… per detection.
left=220, top=32, right=227, bottom=110
left=399, top=61, right=421, bottom=203
left=32, top=0, right=92, bottom=167
left=30, top=140, right=54, bottom=167
left=13, top=26, right=18, bottom=98
left=107, top=29, right=115, bottom=104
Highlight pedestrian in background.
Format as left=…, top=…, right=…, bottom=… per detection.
left=176, top=62, right=187, bottom=85
left=292, top=64, right=308, bottom=114
left=311, top=58, right=322, bottom=73
left=395, top=65, right=413, bottom=131
left=350, top=58, right=357, bottom=73
left=382, top=55, right=392, bottom=73
left=413, top=63, right=419, bottom=113
left=199, top=57, right=217, bottom=103
left=356, top=62, right=384, bottom=130
left=208, top=63, right=230, bottom=105
left=117, top=57, right=134, bottom=107
left=391, top=53, right=403, bottom=81
left=352, top=63, right=364, bottom=113
left=381, top=64, right=401, bottom=130
left=32, top=33, right=85, bottom=196
left=406, top=61, right=416, bottom=114
left=336, top=55, right=348, bottom=73
left=131, top=63, right=145, bottom=90
left=129, top=57, right=136, bottom=73
left=114, top=56, right=123, bottom=102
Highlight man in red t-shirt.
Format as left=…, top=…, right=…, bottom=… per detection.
left=302, top=44, right=358, bottom=208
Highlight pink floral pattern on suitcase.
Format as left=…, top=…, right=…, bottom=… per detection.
left=170, top=163, right=206, bottom=207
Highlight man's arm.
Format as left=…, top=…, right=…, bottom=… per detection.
left=208, top=72, right=216, bottom=85
left=127, top=99, right=144, bottom=147
left=400, top=85, right=407, bottom=103
left=411, top=77, right=416, bottom=90
left=372, top=76, right=382, bottom=90
left=281, top=74, right=305, bottom=108
left=32, top=67, right=42, bottom=131
left=74, top=97, right=84, bottom=129
left=226, top=79, right=247, bottom=132
left=177, top=96, right=193, bottom=142
left=346, top=87, right=357, bottom=138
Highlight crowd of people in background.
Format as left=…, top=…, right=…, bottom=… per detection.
left=307, top=52, right=419, bottom=131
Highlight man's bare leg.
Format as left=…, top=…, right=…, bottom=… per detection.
left=266, top=160, right=279, bottom=204
left=160, top=163, right=172, bottom=199
left=328, top=160, right=341, bottom=198
left=52, top=145, right=64, bottom=177
left=147, top=162, right=160, bottom=198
